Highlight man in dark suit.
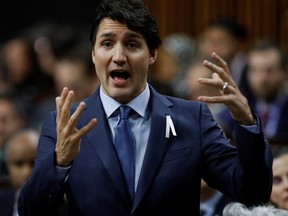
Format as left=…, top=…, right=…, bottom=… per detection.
left=218, top=40, right=288, bottom=145
left=0, top=188, right=15, bottom=216
left=18, top=0, right=273, bottom=215
left=0, top=129, right=38, bottom=216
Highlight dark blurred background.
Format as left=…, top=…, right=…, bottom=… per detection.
left=1, top=0, right=288, bottom=49
left=0, top=0, right=100, bottom=42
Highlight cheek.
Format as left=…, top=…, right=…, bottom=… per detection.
left=248, top=73, right=260, bottom=85
left=9, top=166, right=21, bottom=178
left=93, top=49, right=108, bottom=66
left=271, top=186, right=282, bottom=202
left=133, top=57, right=149, bottom=75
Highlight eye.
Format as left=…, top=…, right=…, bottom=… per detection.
left=12, top=160, right=24, bottom=167
left=11, top=160, right=35, bottom=167
left=273, top=176, right=282, bottom=185
left=127, top=41, right=138, bottom=49
left=102, top=41, right=113, bottom=48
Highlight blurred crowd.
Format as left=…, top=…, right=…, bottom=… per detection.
left=0, top=17, right=288, bottom=215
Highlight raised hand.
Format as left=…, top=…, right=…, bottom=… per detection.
left=197, top=52, right=254, bottom=125
left=55, top=87, right=97, bottom=166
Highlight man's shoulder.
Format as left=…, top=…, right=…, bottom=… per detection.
left=155, top=92, right=204, bottom=111
left=71, top=89, right=100, bottom=110
left=150, top=85, right=202, bottom=108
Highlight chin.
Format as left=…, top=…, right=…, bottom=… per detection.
left=110, top=90, right=133, bottom=103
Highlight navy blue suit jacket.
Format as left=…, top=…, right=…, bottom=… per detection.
left=0, top=188, right=15, bottom=216
left=18, top=86, right=272, bottom=216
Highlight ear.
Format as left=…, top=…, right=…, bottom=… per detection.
left=149, top=49, right=158, bottom=65
left=91, top=50, right=96, bottom=64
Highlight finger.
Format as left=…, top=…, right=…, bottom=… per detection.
left=67, top=102, right=86, bottom=131
left=61, top=90, right=75, bottom=123
left=211, top=52, right=237, bottom=87
left=198, top=77, right=223, bottom=90
left=203, top=59, right=230, bottom=82
left=198, top=95, right=232, bottom=104
left=58, top=87, right=69, bottom=113
left=203, top=53, right=237, bottom=88
left=211, top=52, right=229, bottom=74
left=56, top=87, right=69, bottom=125
left=73, top=118, right=97, bottom=141
left=56, top=96, right=62, bottom=125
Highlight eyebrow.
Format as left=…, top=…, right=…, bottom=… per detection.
left=99, top=31, right=143, bottom=40
left=99, top=32, right=116, bottom=39
left=124, top=32, right=143, bottom=39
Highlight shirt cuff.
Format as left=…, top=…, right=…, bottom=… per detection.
left=55, top=165, right=71, bottom=183
left=239, top=113, right=260, bottom=134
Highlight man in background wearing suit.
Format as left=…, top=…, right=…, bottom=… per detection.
left=18, top=0, right=272, bottom=215
left=0, top=129, right=38, bottom=216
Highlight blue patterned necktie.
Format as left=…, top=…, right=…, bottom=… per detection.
left=114, top=105, right=135, bottom=199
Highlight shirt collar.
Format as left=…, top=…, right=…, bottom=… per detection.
left=200, top=191, right=223, bottom=215
left=100, top=84, right=150, bottom=119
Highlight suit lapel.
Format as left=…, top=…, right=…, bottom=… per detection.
left=132, top=88, right=175, bottom=211
left=78, top=90, right=129, bottom=199
left=77, top=87, right=177, bottom=210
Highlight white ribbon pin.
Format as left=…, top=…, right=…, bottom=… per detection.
left=165, top=115, right=177, bottom=138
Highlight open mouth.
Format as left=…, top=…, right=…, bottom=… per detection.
left=110, top=71, right=130, bottom=81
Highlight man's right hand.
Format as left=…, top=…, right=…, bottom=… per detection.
left=55, top=87, right=97, bottom=167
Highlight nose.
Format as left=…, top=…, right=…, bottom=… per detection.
left=112, top=43, right=126, bottom=65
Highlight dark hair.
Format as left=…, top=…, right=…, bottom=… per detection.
left=271, top=146, right=288, bottom=160
left=207, top=19, right=247, bottom=41
left=249, top=40, right=288, bottom=70
left=89, top=0, right=161, bottom=51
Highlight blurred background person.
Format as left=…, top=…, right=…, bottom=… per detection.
left=23, top=21, right=67, bottom=78
left=200, top=179, right=233, bottom=216
left=23, top=21, right=90, bottom=79
left=0, top=94, right=25, bottom=187
left=196, top=19, right=249, bottom=94
left=245, top=40, right=288, bottom=144
left=184, top=58, right=226, bottom=115
left=0, top=129, right=38, bottom=216
left=1, top=37, right=55, bottom=99
left=0, top=46, right=12, bottom=94
left=52, top=39, right=100, bottom=102
left=183, top=58, right=232, bottom=142
left=148, top=33, right=196, bottom=98
left=219, top=40, right=288, bottom=145
left=270, top=146, right=288, bottom=211
left=1, top=36, right=56, bottom=129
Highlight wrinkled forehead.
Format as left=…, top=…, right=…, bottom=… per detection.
left=96, top=18, right=144, bottom=40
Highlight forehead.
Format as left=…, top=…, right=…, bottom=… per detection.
left=96, top=18, right=144, bottom=40
left=204, top=27, right=234, bottom=40
left=273, top=155, right=288, bottom=175
left=249, top=49, right=280, bottom=63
